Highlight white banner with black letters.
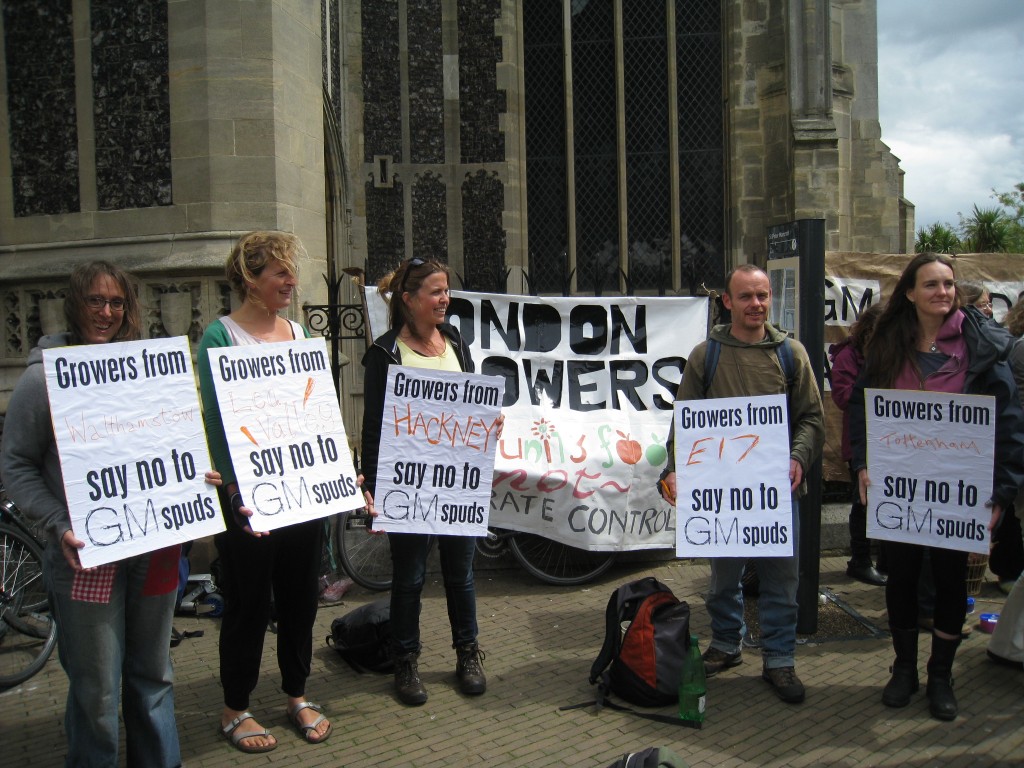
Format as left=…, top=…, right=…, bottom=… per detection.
left=370, top=291, right=709, bottom=550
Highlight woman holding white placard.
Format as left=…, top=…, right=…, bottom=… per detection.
left=1, top=261, right=222, bottom=767
left=197, top=232, right=335, bottom=752
left=360, top=257, right=489, bottom=707
left=849, top=252, right=1024, bottom=721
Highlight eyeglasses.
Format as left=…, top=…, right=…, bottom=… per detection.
left=85, top=295, right=126, bottom=312
left=975, top=302, right=993, bottom=309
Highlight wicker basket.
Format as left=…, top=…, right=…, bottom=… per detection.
left=965, top=553, right=989, bottom=596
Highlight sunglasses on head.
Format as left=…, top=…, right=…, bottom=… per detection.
left=401, top=258, right=427, bottom=291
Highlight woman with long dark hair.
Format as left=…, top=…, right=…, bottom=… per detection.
left=850, top=252, right=1024, bottom=720
left=1, top=262, right=222, bottom=766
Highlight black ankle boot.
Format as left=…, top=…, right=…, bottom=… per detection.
left=455, top=643, right=487, bottom=695
left=882, top=628, right=919, bottom=708
left=926, top=635, right=960, bottom=721
left=394, top=651, right=428, bottom=706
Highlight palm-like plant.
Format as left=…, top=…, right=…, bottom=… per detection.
left=915, top=222, right=960, bottom=254
left=960, top=205, right=1011, bottom=252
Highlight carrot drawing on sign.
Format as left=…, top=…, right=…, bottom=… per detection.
left=240, top=426, right=259, bottom=446
left=303, top=377, right=314, bottom=408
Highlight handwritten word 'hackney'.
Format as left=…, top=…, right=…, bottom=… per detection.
left=389, top=404, right=501, bottom=452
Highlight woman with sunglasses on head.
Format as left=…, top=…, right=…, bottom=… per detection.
left=360, top=257, right=487, bottom=706
left=197, top=232, right=336, bottom=752
left=0, top=261, right=223, bottom=767
left=849, top=253, right=1024, bottom=721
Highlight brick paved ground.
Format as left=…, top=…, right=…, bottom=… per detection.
left=2, top=555, right=1022, bottom=767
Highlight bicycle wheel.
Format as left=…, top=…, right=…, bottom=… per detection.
left=334, top=512, right=393, bottom=591
left=508, top=531, right=617, bottom=586
left=0, top=524, right=57, bottom=687
left=1, top=501, right=47, bottom=613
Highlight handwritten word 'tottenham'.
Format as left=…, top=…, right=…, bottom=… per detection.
left=389, top=403, right=501, bottom=452
left=876, top=431, right=982, bottom=455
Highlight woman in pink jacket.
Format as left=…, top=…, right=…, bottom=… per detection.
left=829, top=303, right=885, bottom=586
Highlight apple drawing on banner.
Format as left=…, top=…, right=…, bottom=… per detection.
left=615, top=431, right=642, bottom=464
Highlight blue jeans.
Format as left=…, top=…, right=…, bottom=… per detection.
left=389, top=533, right=478, bottom=655
left=48, top=554, right=180, bottom=768
left=706, top=501, right=800, bottom=669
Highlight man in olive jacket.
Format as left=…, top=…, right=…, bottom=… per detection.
left=660, top=264, right=824, bottom=704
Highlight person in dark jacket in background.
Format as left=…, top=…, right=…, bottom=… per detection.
left=849, top=252, right=1024, bottom=721
left=987, top=298, right=1024, bottom=668
left=829, top=303, right=886, bottom=586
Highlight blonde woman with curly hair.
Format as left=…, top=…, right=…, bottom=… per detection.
left=197, top=231, right=334, bottom=752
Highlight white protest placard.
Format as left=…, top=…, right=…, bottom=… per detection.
left=674, top=394, right=793, bottom=558
left=208, top=337, right=362, bottom=532
left=45, top=337, right=223, bottom=568
left=373, top=367, right=504, bottom=536
left=865, top=388, right=994, bottom=554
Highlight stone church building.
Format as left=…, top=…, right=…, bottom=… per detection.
left=0, top=0, right=910, bottom=439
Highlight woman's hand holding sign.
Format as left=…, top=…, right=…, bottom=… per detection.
left=60, top=528, right=86, bottom=572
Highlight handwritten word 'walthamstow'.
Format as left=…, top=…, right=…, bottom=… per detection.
left=389, top=403, right=500, bottom=452
left=877, top=431, right=982, bottom=455
left=65, top=408, right=198, bottom=443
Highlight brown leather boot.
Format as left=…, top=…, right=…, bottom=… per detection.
left=455, top=643, right=487, bottom=695
left=394, top=652, right=428, bottom=706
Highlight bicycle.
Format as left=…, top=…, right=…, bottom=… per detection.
left=333, top=510, right=616, bottom=590
left=0, top=485, right=58, bottom=687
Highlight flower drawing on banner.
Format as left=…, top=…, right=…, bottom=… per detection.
left=531, top=417, right=558, bottom=463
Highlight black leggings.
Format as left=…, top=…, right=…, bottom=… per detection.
left=215, top=515, right=323, bottom=710
left=884, top=540, right=967, bottom=636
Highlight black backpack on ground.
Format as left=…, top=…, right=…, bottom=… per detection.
left=562, top=578, right=696, bottom=727
left=589, top=577, right=691, bottom=707
left=327, top=599, right=394, bottom=673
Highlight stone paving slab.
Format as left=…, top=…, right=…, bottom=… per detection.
left=1, top=556, right=1022, bottom=767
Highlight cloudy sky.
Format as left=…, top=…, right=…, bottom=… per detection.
left=876, top=1, right=1024, bottom=230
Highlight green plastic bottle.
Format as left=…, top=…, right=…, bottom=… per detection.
left=678, top=634, right=706, bottom=726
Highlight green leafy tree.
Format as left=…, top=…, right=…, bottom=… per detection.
left=915, top=222, right=960, bottom=254
left=993, top=182, right=1024, bottom=252
left=960, top=205, right=1012, bottom=252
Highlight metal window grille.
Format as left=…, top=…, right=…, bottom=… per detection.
left=523, top=0, right=723, bottom=295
